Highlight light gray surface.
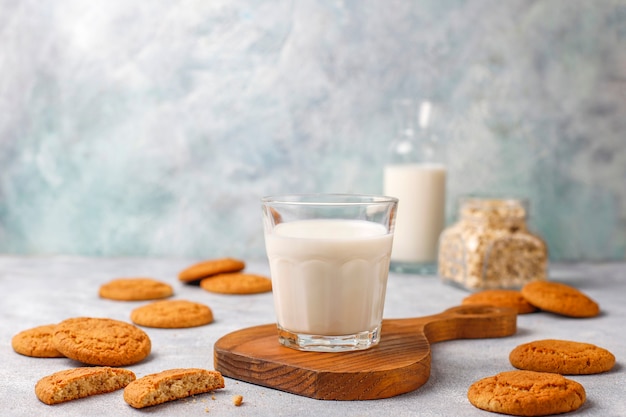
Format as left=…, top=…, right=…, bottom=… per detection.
left=0, top=256, right=624, bottom=416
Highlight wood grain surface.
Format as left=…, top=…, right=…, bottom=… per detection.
left=214, top=305, right=517, bottom=400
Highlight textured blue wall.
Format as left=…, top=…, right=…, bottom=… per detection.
left=1, top=0, right=625, bottom=261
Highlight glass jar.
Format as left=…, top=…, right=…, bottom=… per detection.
left=438, top=197, right=547, bottom=290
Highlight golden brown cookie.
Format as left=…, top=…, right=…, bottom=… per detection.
left=510, top=339, right=616, bottom=375
left=35, top=367, right=136, bottom=405
left=521, top=281, right=600, bottom=318
left=11, top=324, right=64, bottom=358
left=462, top=289, right=538, bottom=314
left=53, top=317, right=151, bottom=366
left=99, top=278, right=174, bottom=301
left=130, top=299, right=214, bottom=328
left=199, top=272, right=272, bottom=295
left=468, top=370, right=586, bottom=416
left=178, top=258, right=245, bottom=283
left=123, top=368, right=225, bottom=409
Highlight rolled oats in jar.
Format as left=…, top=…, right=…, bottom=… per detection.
left=438, top=198, right=547, bottom=291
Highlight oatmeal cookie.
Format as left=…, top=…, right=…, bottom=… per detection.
left=509, top=339, right=615, bottom=375
left=123, top=368, right=225, bottom=408
left=12, top=324, right=64, bottom=358
left=462, top=289, right=537, bottom=314
left=200, top=272, right=272, bottom=295
left=468, top=370, right=586, bottom=416
left=99, top=278, right=173, bottom=301
left=36, top=367, right=136, bottom=405
left=130, top=299, right=214, bottom=328
left=521, top=281, right=599, bottom=318
left=53, top=317, right=151, bottom=366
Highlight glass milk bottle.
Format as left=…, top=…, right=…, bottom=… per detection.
left=383, top=98, right=446, bottom=274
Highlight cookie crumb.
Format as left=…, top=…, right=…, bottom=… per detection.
left=232, top=395, right=243, bottom=406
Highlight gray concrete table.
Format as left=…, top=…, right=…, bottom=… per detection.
left=0, top=256, right=624, bottom=416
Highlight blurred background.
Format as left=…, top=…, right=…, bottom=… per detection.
left=0, top=0, right=624, bottom=261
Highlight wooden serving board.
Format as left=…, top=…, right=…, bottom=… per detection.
left=214, top=305, right=516, bottom=401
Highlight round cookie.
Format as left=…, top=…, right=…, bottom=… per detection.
left=468, top=370, right=586, bottom=416
left=130, top=299, right=214, bottom=328
left=462, top=289, right=538, bottom=314
left=200, top=272, right=272, bottom=295
left=12, top=324, right=64, bottom=358
left=99, top=278, right=174, bottom=301
left=36, top=367, right=136, bottom=405
left=178, top=258, right=245, bottom=283
left=53, top=317, right=151, bottom=366
left=521, top=281, right=599, bottom=318
left=510, top=339, right=615, bottom=375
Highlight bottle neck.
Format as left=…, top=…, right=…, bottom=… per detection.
left=389, top=99, right=441, bottom=164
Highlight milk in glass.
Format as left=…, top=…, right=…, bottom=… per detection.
left=265, top=218, right=393, bottom=336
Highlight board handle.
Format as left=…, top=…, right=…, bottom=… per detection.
left=391, top=305, right=517, bottom=344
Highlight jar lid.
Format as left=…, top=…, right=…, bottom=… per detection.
left=459, top=197, right=528, bottom=224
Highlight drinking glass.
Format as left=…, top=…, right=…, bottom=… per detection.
left=261, top=194, right=398, bottom=352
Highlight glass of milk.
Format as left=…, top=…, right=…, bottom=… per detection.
left=261, top=194, right=398, bottom=352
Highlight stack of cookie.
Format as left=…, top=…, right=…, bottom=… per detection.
left=178, top=257, right=272, bottom=295
left=10, top=256, right=267, bottom=409
left=461, top=280, right=600, bottom=318
left=461, top=281, right=616, bottom=416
